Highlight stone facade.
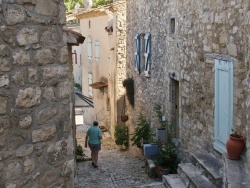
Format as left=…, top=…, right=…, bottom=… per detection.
left=0, top=1, right=77, bottom=187
left=126, top=0, right=250, bottom=171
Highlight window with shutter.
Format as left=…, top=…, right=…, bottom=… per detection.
left=87, top=36, right=92, bottom=60
left=88, top=73, right=93, bottom=97
left=134, top=34, right=140, bottom=73
left=144, top=33, right=151, bottom=77
left=95, top=41, right=100, bottom=61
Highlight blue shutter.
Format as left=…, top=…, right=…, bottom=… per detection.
left=134, top=34, right=140, bottom=73
left=144, top=33, right=151, bottom=77
left=87, top=36, right=92, bottom=60
left=95, top=41, right=100, bottom=60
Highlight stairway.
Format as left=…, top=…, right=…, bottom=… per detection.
left=162, top=153, right=223, bottom=188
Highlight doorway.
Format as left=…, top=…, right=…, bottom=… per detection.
left=169, top=77, right=179, bottom=138
left=213, top=59, right=233, bottom=153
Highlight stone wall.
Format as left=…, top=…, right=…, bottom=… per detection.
left=126, top=0, right=250, bottom=165
left=0, top=0, right=75, bottom=187
left=114, top=1, right=126, bottom=126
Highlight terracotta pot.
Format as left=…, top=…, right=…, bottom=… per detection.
left=155, top=165, right=170, bottom=178
left=226, top=135, right=245, bottom=160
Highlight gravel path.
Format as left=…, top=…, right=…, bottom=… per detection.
left=75, top=125, right=163, bottom=188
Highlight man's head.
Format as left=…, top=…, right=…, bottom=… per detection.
left=93, top=120, right=98, bottom=126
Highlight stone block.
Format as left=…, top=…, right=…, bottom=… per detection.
left=57, top=80, right=71, bottom=98
left=32, top=125, right=56, bottom=143
left=4, top=5, right=25, bottom=25
left=62, top=160, right=74, bottom=177
left=28, top=68, right=38, bottom=83
left=5, top=162, right=22, bottom=180
left=0, top=58, right=12, bottom=72
left=43, top=87, right=55, bottom=101
left=23, top=157, right=35, bottom=175
left=35, top=1, right=58, bottom=16
left=13, top=50, right=31, bottom=65
left=47, top=140, right=67, bottom=165
left=6, top=183, right=17, bottom=188
left=16, top=144, right=34, bottom=157
left=0, top=75, right=9, bottom=87
left=59, top=46, right=68, bottom=64
left=19, top=116, right=32, bottom=129
left=16, top=87, right=41, bottom=108
left=143, top=144, right=159, bottom=157
left=43, top=66, right=68, bottom=79
left=35, top=49, right=54, bottom=66
left=40, top=170, right=58, bottom=187
left=0, top=97, right=7, bottom=114
left=227, top=43, right=237, bottom=56
left=36, top=106, right=57, bottom=124
left=17, top=28, right=38, bottom=46
left=41, top=27, right=60, bottom=46
left=58, top=2, right=66, bottom=24
left=12, top=70, right=25, bottom=86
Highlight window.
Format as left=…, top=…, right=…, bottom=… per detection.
left=95, top=41, right=100, bottom=60
left=88, top=73, right=93, bottom=97
left=87, top=36, right=92, bottom=60
left=170, top=18, right=175, bottom=34
left=72, top=50, right=77, bottom=64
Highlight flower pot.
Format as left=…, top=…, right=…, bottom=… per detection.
left=155, top=165, right=170, bottom=178
left=156, top=128, right=167, bottom=141
left=226, top=135, right=245, bottom=160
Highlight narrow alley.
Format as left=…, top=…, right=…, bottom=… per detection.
left=75, top=125, right=164, bottom=188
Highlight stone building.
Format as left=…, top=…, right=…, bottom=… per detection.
left=126, top=0, right=250, bottom=185
left=76, top=1, right=126, bottom=137
left=67, top=10, right=83, bottom=85
left=0, top=1, right=84, bottom=187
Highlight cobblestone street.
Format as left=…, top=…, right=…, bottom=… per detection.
left=75, top=125, right=163, bottom=188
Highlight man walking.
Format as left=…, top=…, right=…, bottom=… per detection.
left=85, top=120, right=102, bottom=168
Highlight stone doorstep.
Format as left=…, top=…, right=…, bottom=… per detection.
left=145, top=157, right=157, bottom=178
left=191, top=153, right=223, bottom=186
left=132, top=182, right=164, bottom=188
left=223, top=153, right=250, bottom=187
left=178, top=163, right=215, bottom=188
left=162, top=174, right=185, bottom=188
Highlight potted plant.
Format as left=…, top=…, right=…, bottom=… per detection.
left=154, top=104, right=168, bottom=141
left=226, top=129, right=245, bottom=160
left=153, top=136, right=179, bottom=178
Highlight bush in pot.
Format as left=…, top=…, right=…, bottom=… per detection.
left=226, top=129, right=245, bottom=160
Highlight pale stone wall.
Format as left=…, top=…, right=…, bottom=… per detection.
left=126, top=0, right=250, bottom=165
left=78, top=14, right=110, bottom=126
left=0, top=1, right=75, bottom=187
left=110, top=1, right=127, bottom=137
left=76, top=1, right=127, bottom=136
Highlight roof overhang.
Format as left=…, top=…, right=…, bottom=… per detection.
left=63, top=27, right=85, bottom=46
left=89, top=82, right=108, bottom=89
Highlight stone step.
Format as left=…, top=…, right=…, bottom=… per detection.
left=162, top=174, right=185, bottom=188
left=178, top=163, right=215, bottom=188
left=132, top=182, right=164, bottom=188
left=191, top=153, right=223, bottom=187
left=223, top=153, right=250, bottom=187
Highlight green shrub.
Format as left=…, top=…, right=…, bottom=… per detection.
left=115, top=124, right=129, bottom=147
left=74, top=83, right=82, bottom=91
left=131, top=113, right=151, bottom=149
left=76, top=145, right=84, bottom=156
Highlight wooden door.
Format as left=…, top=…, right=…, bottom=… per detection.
left=213, top=59, right=233, bottom=153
